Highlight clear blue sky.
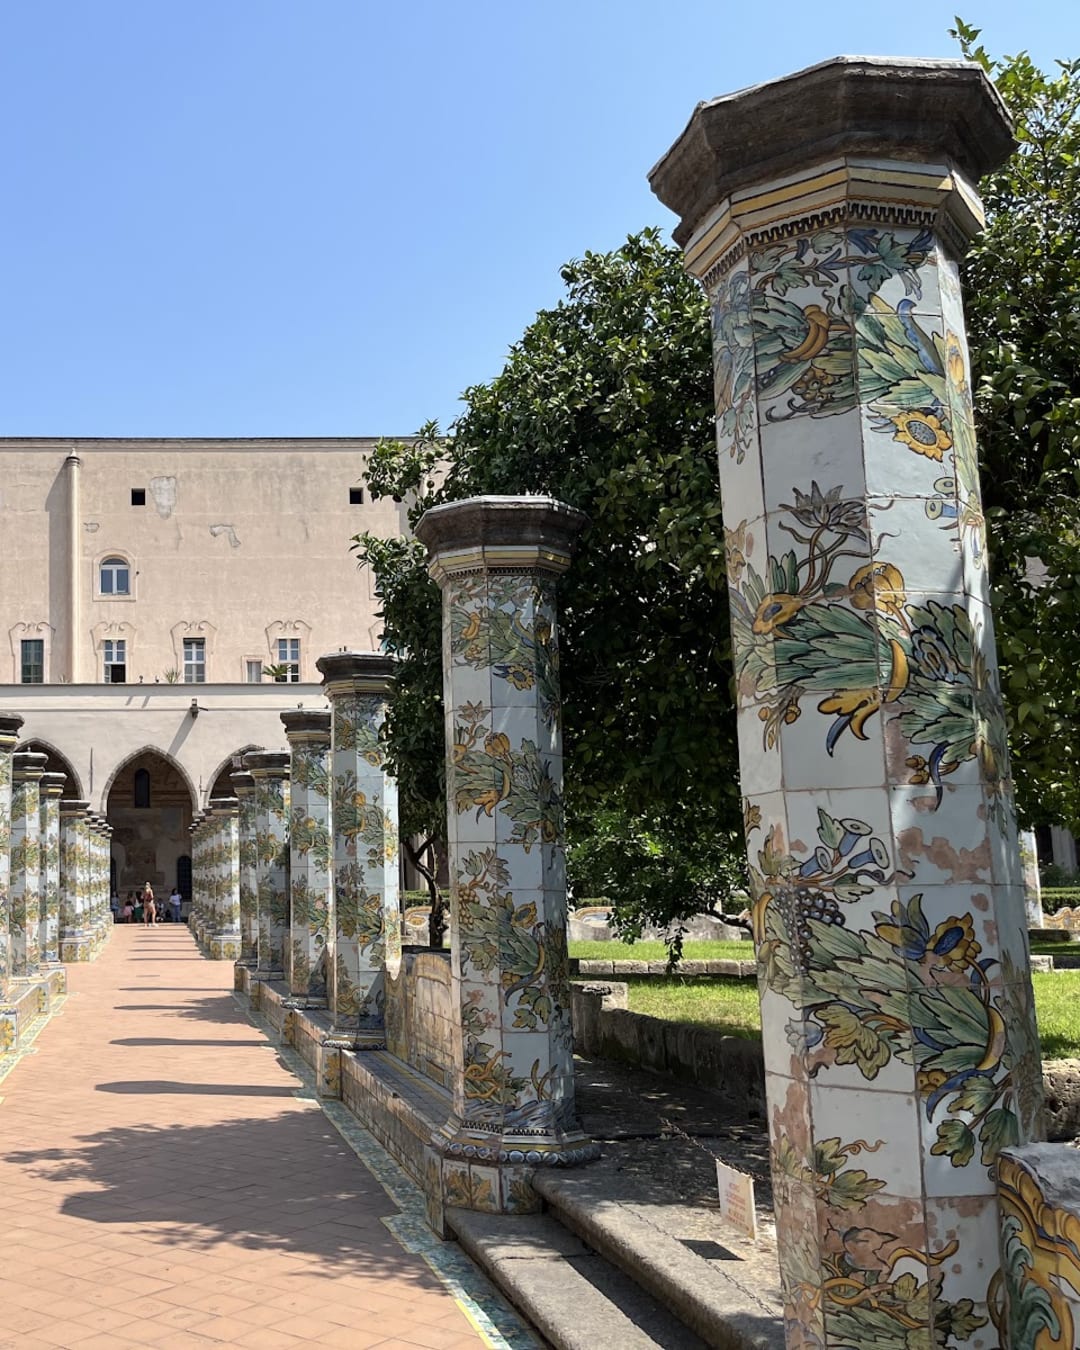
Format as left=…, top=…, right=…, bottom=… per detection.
left=2, top=1, right=1076, bottom=437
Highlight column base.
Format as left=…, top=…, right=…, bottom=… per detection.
left=208, top=931, right=241, bottom=961
left=60, top=933, right=92, bottom=963
left=425, top=1120, right=599, bottom=1233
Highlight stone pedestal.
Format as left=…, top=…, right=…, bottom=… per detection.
left=210, top=798, right=241, bottom=960
left=245, top=751, right=290, bottom=981
left=651, top=57, right=1044, bottom=1348
left=415, top=497, right=597, bottom=1226
left=316, top=653, right=399, bottom=1046
left=281, top=711, right=332, bottom=1002
left=10, top=753, right=46, bottom=977
left=38, top=774, right=65, bottom=965
left=59, top=800, right=91, bottom=963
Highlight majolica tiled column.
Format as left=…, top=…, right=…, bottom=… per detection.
left=88, top=815, right=107, bottom=950
left=0, top=715, right=24, bottom=999
left=1019, top=829, right=1044, bottom=929
left=651, top=58, right=1044, bottom=1348
left=10, top=753, right=46, bottom=977
left=281, top=711, right=332, bottom=1002
left=316, top=653, right=399, bottom=1045
left=210, top=798, right=241, bottom=960
left=415, top=497, right=597, bottom=1217
left=39, top=774, right=65, bottom=964
left=232, top=771, right=259, bottom=967
left=59, top=800, right=90, bottom=962
left=245, top=752, right=290, bottom=980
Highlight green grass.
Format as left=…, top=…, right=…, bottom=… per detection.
left=617, top=970, right=1080, bottom=1059
left=569, top=939, right=752, bottom=962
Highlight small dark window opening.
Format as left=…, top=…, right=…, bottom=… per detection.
left=176, top=854, right=192, bottom=900
left=133, top=768, right=151, bottom=808
left=131, top=488, right=146, bottom=506
left=349, top=487, right=363, bottom=505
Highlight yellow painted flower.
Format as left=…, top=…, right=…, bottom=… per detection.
left=484, top=732, right=512, bottom=759
left=849, top=562, right=906, bottom=619
left=891, top=410, right=952, bottom=460
left=752, top=593, right=803, bottom=635
left=927, top=913, right=981, bottom=972
left=460, top=610, right=482, bottom=641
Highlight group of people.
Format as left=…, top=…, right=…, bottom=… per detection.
left=110, top=883, right=184, bottom=926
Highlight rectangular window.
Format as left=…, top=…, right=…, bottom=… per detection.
left=276, top=637, right=300, bottom=683
left=103, top=639, right=126, bottom=684
left=20, top=639, right=44, bottom=684
left=349, top=486, right=363, bottom=504
left=245, top=659, right=263, bottom=683
left=131, top=488, right=145, bottom=506
left=183, top=638, right=206, bottom=684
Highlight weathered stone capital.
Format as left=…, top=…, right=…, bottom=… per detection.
left=213, top=796, right=240, bottom=816
left=316, top=651, right=397, bottom=698
left=13, top=751, right=48, bottom=780
left=230, top=771, right=255, bottom=795
left=280, top=709, right=332, bottom=744
left=39, top=773, right=68, bottom=800
left=649, top=56, right=1015, bottom=277
left=0, top=713, right=24, bottom=750
left=60, top=799, right=90, bottom=818
left=414, top=495, right=588, bottom=586
left=243, top=750, right=291, bottom=780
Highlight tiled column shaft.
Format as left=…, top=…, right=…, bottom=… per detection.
left=0, top=715, right=24, bottom=998
left=210, top=799, right=241, bottom=961
left=316, top=654, right=398, bottom=1043
left=651, top=59, right=1044, bottom=1348
left=1019, top=829, right=1044, bottom=929
left=88, top=816, right=107, bottom=950
left=59, top=801, right=90, bottom=963
left=245, top=752, right=290, bottom=979
left=281, top=711, right=332, bottom=1001
left=10, top=753, right=45, bottom=977
left=192, top=813, right=209, bottom=947
left=232, top=773, right=259, bottom=964
left=415, top=497, right=597, bottom=1216
left=39, top=775, right=65, bottom=963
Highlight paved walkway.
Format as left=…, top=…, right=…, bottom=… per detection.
left=0, top=925, right=507, bottom=1350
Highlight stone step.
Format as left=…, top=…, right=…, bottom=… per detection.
left=531, top=1170, right=784, bottom=1350
left=447, top=1207, right=710, bottom=1350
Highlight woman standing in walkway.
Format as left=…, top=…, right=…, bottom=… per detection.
left=142, top=881, right=157, bottom=926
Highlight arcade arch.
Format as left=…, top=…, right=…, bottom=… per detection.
left=205, top=744, right=264, bottom=806
left=16, top=740, right=82, bottom=799
left=105, top=748, right=196, bottom=897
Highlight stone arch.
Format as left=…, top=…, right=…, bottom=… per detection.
left=16, top=739, right=82, bottom=799
left=205, top=744, right=264, bottom=806
left=103, top=748, right=197, bottom=898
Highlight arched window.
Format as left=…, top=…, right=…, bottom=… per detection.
left=133, top=768, right=151, bottom=808
left=100, top=557, right=130, bottom=596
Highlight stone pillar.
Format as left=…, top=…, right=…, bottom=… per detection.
left=281, top=711, right=332, bottom=1002
left=1019, top=829, right=1044, bottom=929
left=10, top=753, right=46, bottom=977
left=87, top=814, right=107, bottom=950
left=59, top=800, right=91, bottom=962
left=316, top=653, right=399, bottom=1044
left=38, top=774, right=65, bottom=965
left=414, top=497, right=596, bottom=1220
left=191, top=812, right=208, bottom=947
left=245, top=752, right=290, bottom=980
left=0, top=715, right=24, bottom=998
left=210, top=798, right=241, bottom=960
left=651, top=58, right=1044, bottom=1347
left=232, top=771, right=258, bottom=966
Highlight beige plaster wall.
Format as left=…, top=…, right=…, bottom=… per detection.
left=0, top=438, right=409, bottom=684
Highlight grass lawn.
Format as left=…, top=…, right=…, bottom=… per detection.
left=619, top=970, right=1080, bottom=1059
left=569, top=939, right=752, bottom=962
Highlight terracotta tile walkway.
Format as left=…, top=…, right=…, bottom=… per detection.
left=0, top=925, right=493, bottom=1350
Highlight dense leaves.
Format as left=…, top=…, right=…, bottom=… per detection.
left=955, top=21, right=1080, bottom=830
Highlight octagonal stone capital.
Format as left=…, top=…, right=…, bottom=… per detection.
left=0, top=714, right=24, bottom=750
left=415, top=495, right=588, bottom=586
left=650, top=56, right=1015, bottom=281
left=242, top=751, right=291, bottom=780
left=39, top=772, right=68, bottom=800
left=280, top=709, right=332, bottom=744
left=316, top=651, right=397, bottom=698
left=13, top=752, right=49, bottom=781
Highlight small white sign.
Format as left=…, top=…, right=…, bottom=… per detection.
left=716, top=1158, right=757, bottom=1241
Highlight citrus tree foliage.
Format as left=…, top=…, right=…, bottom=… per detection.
left=955, top=21, right=1080, bottom=831
left=353, top=232, right=745, bottom=934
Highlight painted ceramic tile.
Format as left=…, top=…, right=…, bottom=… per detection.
left=757, top=408, right=867, bottom=517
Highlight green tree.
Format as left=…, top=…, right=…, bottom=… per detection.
left=353, top=233, right=747, bottom=943
left=954, top=21, right=1080, bottom=832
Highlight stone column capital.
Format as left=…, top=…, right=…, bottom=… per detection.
left=414, top=496, right=588, bottom=586
left=242, top=751, right=291, bottom=780
left=316, top=651, right=396, bottom=696
left=213, top=796, right=240, bottom=817
left=39, top=773, right=68, bottom=800
left=650, top=55, right=1015, bottom=279
left=230, top=771, right=255, bottom=795
left=59, top=798, right=90, bottom=819
left=280, top=709, right=332, bottom=744
left=13, top=751, right=48, bottom=780
left=0, top=713, right=24, bottom=750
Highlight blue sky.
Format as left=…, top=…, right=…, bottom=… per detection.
left=2, top=1, right=1076, bottom=437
